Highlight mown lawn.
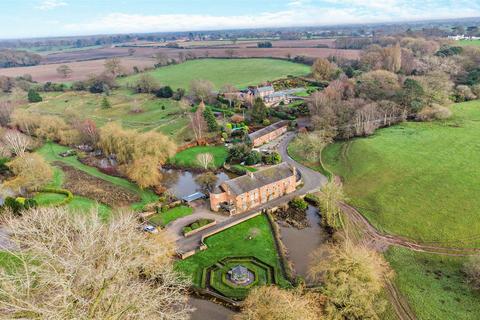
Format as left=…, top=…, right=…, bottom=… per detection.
left=322, top=100, right=480, bottom=246
left=37, top=142, right=158, bottom=211
left=119, top=58, right=311, bottom=90
left=170, top=146, right=228, bottom=169
left=21, top=90, right=191, bottom=143
left=148, top=205, right=193, bottom=227
left=385, top=247, right=480, bottom=320
left=175, top=214, right=290, bottom=288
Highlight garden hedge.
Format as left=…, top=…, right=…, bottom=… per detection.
left=39, top=187, right=74, bottom=206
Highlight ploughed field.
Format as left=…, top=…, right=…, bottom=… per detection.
left=119, top=58, right=311, bottom=89
left=323, top=100, right=480, bottom=247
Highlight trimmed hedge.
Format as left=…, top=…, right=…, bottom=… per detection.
left=39, top=187, right=74, bottom=206
left=183, top=218, right=214, bottom=235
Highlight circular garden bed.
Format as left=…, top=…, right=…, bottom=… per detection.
left=201, top=256, right=276, bottom=300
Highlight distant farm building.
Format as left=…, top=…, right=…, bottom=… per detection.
left=248, top=120, right=289, bottom=147
left=210, top=162, right=297, bottom=214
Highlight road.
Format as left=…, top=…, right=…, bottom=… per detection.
left=175, top=132, right=328, bottom=254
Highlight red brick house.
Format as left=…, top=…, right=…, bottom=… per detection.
left=210, top=162, right=297, bottom=214
left=248, top=120, right=289, bottom=147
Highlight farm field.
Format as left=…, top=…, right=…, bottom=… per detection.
left=457, top=39, right=480, bottom=47
left=385, top=247, right=480, bottom=320
left=322, top=100, right=480, bottom=246
left=20, top=90, right=192, bottom=143
left=170, top=146, right=228, bottom=169
left=0, top=57, right=156, bottom=82
left=19, top=45, right=104, bottom=55
left=0, top=47, right=360, bottom=83
left=119, top=58, right=311, bottom=89
left=175, top=214, right=290, bottom=290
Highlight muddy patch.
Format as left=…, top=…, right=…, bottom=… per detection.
left=54, top=162, right=140, bottom=206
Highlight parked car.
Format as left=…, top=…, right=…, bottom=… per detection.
left=142, top=225, right=158, bottom=234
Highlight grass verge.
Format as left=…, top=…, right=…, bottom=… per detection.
left=148, top=205, right=193, bottom=227
left=170, top=146, right=228, bottom=169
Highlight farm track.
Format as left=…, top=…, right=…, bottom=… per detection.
left=339, top=201, right=480, bottom=256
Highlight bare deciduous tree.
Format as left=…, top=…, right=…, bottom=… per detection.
left=0, top=207, right=192, bottom=319
left=0, top=100, right=13, bottom=126
left=2, top=130, right=31, bottom=157
left=104, top=57, right=124, bottom=77
left=318, top=180, right=346, bottom=230
left=189, top=102, right=207, bottom=143
left=309, top=240, right=392, bottom=320
left=56, top=64, right=73, bottom=79
left=235, top=286, right=322, bottom=320
left=190, top=79, right=215, bottom=103
left=196, top=152, right=214, bottom=170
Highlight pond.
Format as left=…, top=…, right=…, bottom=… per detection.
left=279, top=205, right=328, bottom=280
left=162, top=169, right=232, bottom=199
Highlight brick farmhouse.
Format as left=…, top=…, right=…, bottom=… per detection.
left=210, top=162, right=297, bottom=214
left=248, top=120, right=289, bottom=147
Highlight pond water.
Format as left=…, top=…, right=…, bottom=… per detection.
left=189, top=297, right=236, bottom=320
left=279, top=205, right=328, bottom=279
left=162, top=170, right=232, bottom=199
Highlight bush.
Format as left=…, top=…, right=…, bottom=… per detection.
left=27, top=89, right=42, bottom=103
left=203, top=107, right=219, bottom=132
left=2, top=197, right=37, bottom=215
left=227, top=143, right=251, bottom=164
left=263, top=152, right=282, bottom=165
left=182, top=218, right=214, bottom=235
left=262, top=119, right=271, bottom=126
left=289, top=197, right=308, bottom=211
left=245, top=150, right=262, bottom=165
left=156, top=86, right=174, bottom=98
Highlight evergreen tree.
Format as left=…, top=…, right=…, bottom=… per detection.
left=101, top=96, right=111, bottom=109
left=251, top=98, right=268, bottom=123
left=203, top=107, right=218, bottom=132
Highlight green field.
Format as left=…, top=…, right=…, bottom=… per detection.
left=37, top=143, right=158, bottom=210
left=322, top=100, right=480, bottom=246
left=175, top=214, right=290, bottom=288
left=148, top=205, right=193, bottom=227
left=119, top=58, right=311, bottom=90
left=457, top=39, right=480, bottom=47
left=170, top=146, right=228, bottom=169
left=385, top=247, right=480, bottom=320
left=21, top=90, right=191, bottom=143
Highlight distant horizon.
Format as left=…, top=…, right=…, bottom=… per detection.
left=0, top=0, right=479, bottom=40
left=0, top=16, right=479, bottom=42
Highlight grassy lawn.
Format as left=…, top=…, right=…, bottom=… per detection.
left=287, top=139, right=332, bottom=179
left=232, top=164, right=257, bottom=172
left=21, top=90, right=191, bottom=143
left=457, top=39, right=480, bottom=47
left=37, top=142, right=158, bottom=211
left=175, top=214, right=290, bottom=288
left=119, top=58, right=311, bottom=90
left=170, top=146, right=228, bottom=169
left=148, top=205, right=193, bottom=227
left=385, top=247, right=480, bottom=320
left=322, top=100, right=480, bottom=246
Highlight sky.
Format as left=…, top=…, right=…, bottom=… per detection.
left=0, top=0, right=479, bottom=39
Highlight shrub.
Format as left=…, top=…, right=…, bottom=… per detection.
left=262, top=152, right=282, bottom=165
left=27, top=89, right=42, bottom=103
left=289, top=197, right=308, bottom=211
left=3, top=197, right=24, bottom=215
left=203, top=107, right=218, bottom=132
left=245, top=150, right=262, bottom=165
left=262, top=119, right=271, bottom=126
left=156, top=86, right=174, bottom=98
left=227, top=143, right=251, bottom=164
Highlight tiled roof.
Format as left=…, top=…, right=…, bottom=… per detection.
left=222, top=162, right=294, bottom=196
left=248, top=120, right=289, bottom=141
